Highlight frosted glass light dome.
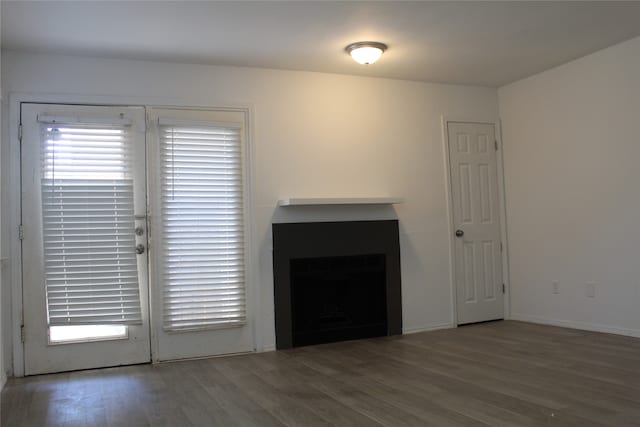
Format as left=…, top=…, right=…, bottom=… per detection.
left=345, top=42, right=387, bottom=65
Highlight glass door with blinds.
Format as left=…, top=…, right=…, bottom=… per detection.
left=21, top=104, right=151, bottom=375
left=147, top=108, right=254, bottom=361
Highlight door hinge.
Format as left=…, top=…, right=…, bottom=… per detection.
left=494, top=140, right=498, bottom=151
left=502, top=284, right=506, bottom=294
left=20, top=325, right=25, bottom=343
left=18, top=224, right=24, bottom=240
left=18, top=124, right=23, bottom=142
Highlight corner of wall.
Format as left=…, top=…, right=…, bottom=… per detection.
left=497, top=36, right=640, bottom=337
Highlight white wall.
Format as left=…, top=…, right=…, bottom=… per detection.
left=499, top=36, right=640, bottom=336
left=1, top=50, right=498, bottom=368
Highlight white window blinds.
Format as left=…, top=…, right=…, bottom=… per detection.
left=160, top=122, right=246, bottom=331
left=41, top=123, right=143, bottom=325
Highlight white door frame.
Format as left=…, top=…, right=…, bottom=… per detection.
left=6, top=92, right=258, bottom=377
left=441, top=115, right=511, bottom=326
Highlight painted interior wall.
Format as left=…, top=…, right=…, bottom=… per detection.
left=1, top=50, right=498, bottom=369
left=499, top=35, right=640, bottom=336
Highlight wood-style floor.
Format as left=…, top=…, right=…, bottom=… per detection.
left=3, top=320, right=640, bottom=426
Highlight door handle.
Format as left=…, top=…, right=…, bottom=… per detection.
left=455, top=229, right=464, bottom=238
left=135, top=244, right=145, bottom=255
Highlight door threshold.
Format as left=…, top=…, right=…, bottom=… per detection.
left=458, top=318, right=505, bottom=327
left=155, top=350, right=256, bottom=365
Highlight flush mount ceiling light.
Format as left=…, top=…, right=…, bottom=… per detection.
left=345, top=41, right=387, bottom=65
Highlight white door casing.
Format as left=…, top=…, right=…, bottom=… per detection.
left=21, top=103, right=151, bottom=375
left=447, top=122, right=504, bottom=324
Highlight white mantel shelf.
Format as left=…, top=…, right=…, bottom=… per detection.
left=277, top=197, right=404, bottom=207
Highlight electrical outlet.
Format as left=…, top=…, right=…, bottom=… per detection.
left=586, top=282, right=596, bottom=298
left=552, top=281, right=559, bottom=294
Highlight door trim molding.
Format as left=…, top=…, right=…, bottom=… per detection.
left=440, top=115, right=511, bottom=327
left=7, top=92, right=258, bottom=377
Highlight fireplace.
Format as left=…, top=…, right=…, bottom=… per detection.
left=272, top=220, right=402, bottom=349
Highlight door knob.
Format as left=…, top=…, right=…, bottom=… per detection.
left=135, top=244, right=145, bottom=254
left=455, top=229, right=464, bottom=237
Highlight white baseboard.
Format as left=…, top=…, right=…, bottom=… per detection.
left=403, top=323, right=455, bottom=335
left=260, top=345, right=276, bottom=352
left=510, top=313, right=640, bottom=338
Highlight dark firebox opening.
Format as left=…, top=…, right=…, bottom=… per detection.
left=290, top=254, right=387, bottom=347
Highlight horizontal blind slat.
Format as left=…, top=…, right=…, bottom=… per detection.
left=41, top=123, right=143, bottom=326
left=161, top=123, right=246, bottom=332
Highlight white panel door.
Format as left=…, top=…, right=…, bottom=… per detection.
left=21, top=103, right=151, bottom=375
left=448, top=122, right=504, bottom=324
left=147, top=108, right=255, bottom=361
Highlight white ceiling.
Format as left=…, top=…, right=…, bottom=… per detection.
left=3, top=1, right=640, bottom=87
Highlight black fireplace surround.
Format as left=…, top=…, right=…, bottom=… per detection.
left=272, top=220, right=402, bottom=349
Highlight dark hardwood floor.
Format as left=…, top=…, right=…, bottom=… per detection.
left=3, top=320, right=640, bottom=426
